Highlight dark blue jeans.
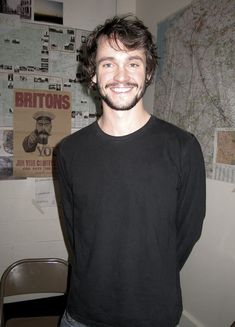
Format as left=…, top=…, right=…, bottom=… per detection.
left=60, top=311, right=89, bottom=327
left=60, top=310, right=180, bottom=327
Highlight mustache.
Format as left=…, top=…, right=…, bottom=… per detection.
left=105, top=82, right=138, bottom=89
left=38, top=131, right=51, bottom=136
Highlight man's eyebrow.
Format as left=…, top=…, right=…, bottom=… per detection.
left=97, top=57, right=114, bottom=65
left=97, top=55, right=144, bottom=65
left=128, top=56, right=144, bottom=62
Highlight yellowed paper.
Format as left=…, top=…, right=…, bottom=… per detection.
left=13, top=89, right=71, bottom=177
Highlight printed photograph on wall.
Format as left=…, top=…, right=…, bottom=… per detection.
left=0, top=0, right=32, bottom=20
left=0, top=128, right=24, bottom=180
left=0, top=128, right=13, bottom=179
left=34, top=0, right=63, bottom=25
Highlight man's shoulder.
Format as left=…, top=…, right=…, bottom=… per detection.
left=60, top=122, right=96, bottom=146
left=151, top=115, right=194, bottom=140
left=150, top=115, right=201, bottom=155
left=57, top=122, right=96, bottom=158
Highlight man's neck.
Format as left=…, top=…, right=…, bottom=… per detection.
left=98, top=103, right=150, bottom=137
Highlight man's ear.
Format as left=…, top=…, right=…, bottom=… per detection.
left=92, top=74, right=97, bottom=84
left=146, top=73, right=151, bottom=83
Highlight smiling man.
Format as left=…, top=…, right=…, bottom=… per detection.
left=94, top=38, right=147, bottom=111
left=57, top=15, right=206, bottom=327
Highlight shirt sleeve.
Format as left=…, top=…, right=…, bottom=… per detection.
left=56, top=141, right=74, bottom=252
left=176, top=135, right=206, bottom=270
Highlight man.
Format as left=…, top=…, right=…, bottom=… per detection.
left=57, top=15, right=206, bottom=327
left=22, top=111, right=54, bottom=152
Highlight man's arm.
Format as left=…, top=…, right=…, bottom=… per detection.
left=176, top=135, right=206, bottom=270
left=56, top=141, right=74, bottom=252
left=22, top=130, right=38, bottom=152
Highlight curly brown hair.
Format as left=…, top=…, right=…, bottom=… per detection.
left=82, top=14, right=158, bottom=88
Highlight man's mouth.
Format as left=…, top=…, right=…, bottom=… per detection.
left=106, top=83, right=138, bottom=93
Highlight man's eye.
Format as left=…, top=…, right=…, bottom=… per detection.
left=103, top=63, right=113, bottom=68
left=129, top=63, right=139, bottom=67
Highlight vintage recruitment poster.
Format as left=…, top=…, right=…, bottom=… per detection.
left=13, top=89, right=71, bottom=177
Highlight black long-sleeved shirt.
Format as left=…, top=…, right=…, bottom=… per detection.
left=56, top=115, right=206, bottom=327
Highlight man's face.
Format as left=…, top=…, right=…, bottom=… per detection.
left=36, top=117, right=52, bottom=144
left=92, top=36, right=148, bottom=111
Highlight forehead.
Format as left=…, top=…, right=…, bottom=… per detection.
left=96, top=36, right=146, bottom=60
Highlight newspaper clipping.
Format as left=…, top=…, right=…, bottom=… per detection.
left=13, top=89, right=71, bottom=177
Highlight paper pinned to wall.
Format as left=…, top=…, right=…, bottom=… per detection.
left=213, top=128, right=235, bottom=184
left=35, top=177, right=56, bottom=207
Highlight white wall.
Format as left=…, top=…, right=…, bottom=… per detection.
left=180, top=179, right=235, bottom=327
left=1, top=1, right=235, bottom=327
left=63, top=0, right=116, bottom=30
left=116, top=0, right=136, bottom=15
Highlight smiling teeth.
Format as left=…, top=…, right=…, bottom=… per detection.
left=112, top=87, right=131, bottom=93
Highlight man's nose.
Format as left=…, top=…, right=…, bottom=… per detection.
left=114, top=66, right=130, bottom=82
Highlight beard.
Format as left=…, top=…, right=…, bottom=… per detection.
left=97, top=81, right=147, bottom=111
left=38, top=131, right=50, bottom=144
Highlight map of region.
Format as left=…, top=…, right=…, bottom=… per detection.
left=154, top=0, right=235, bottom=183
left=0, top=14, right=99, bottom=128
